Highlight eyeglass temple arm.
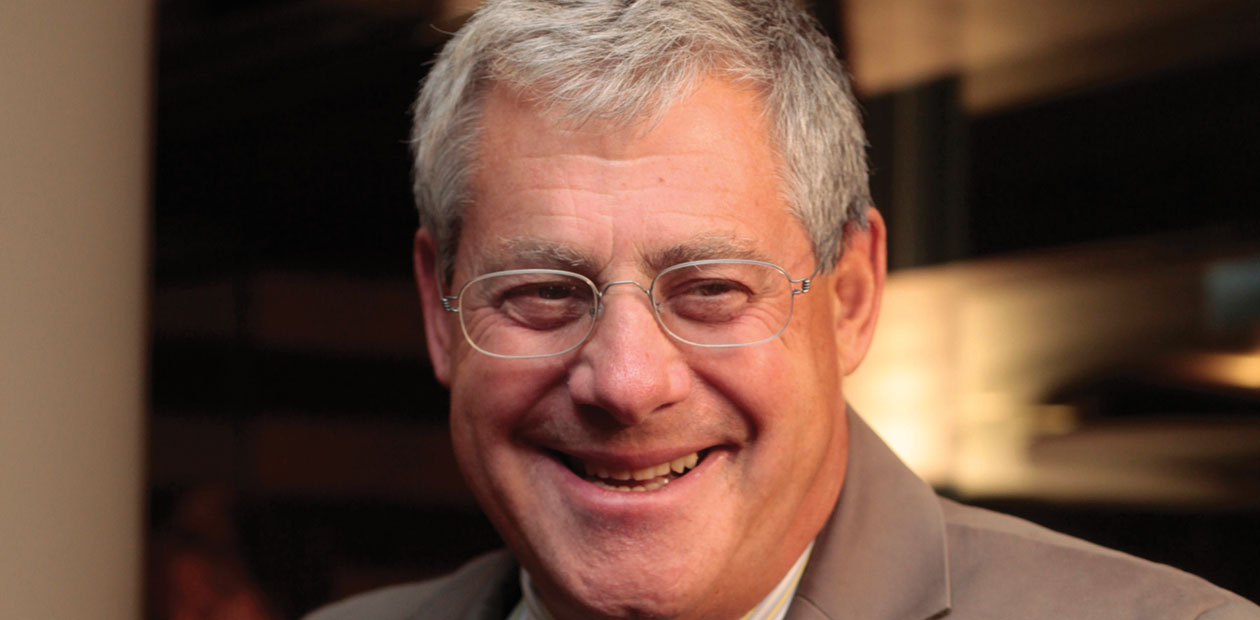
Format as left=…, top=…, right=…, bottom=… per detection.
left=434, top=263, right=460, bottom=313
left=790, top=262, right=824, bottom=295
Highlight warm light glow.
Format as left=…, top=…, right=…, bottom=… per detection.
left=1177, top=352, right=1260, bottom=390
left=849, top=243, right=1244, bottom=503
left=847, top=271, right=959, bottom=485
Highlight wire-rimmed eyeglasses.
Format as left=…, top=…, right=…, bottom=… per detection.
left=440, top=258, right=816, bottom=359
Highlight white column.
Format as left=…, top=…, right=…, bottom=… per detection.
left=0, top=0, right=151, bottom=618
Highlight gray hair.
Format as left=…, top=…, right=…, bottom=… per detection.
left=411, top=0, right=870, bottom=278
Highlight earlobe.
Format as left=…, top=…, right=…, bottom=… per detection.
left=832, top=207, right=887, bottom=375
left=414, top=229, right=454, bottom=386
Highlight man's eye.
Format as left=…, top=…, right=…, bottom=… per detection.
left=497, top=282, right=578, bottom=304
left=532, top=283, right=576, bottom=300
left=665, top=279, right=753, bottom=322
left=493, top=280, right=589, bottom=330
left=687, top=280, right=743, bottom=297
left=667, top=278, right=749, bottom=300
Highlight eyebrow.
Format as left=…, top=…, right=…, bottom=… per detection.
left=647, top=235, right=770, bottom=273
left=475, top=238, right=600, bottom=275
left=471, top=234, right=772, bottom=279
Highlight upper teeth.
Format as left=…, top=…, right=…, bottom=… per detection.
left=583, top=452, right=700, bottom=482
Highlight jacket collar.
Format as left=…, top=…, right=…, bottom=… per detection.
left=787, top=408, right=951, bottom=620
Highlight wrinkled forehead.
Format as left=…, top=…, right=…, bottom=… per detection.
left=454, top=81, right=811, bottom=281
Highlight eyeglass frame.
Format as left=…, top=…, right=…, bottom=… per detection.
left=438, top=258, right=820, bottom=359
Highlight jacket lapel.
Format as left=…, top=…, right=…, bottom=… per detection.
left=786, top=408, right=951, bottom=620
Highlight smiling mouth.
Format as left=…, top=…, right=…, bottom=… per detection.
left=560, top=450, right=708, bottom=492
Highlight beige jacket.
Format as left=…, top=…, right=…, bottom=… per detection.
left=306, top=410, right=1260, bottom=619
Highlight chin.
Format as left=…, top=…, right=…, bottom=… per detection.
left=556, top=575, right=703, bottom=620
left=530, top=536, right=726, bottom=620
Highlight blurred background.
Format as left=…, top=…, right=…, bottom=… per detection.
left=3, top=0, right=1258, bottom=618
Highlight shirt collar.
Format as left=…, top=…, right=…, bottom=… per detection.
left=511, top=543, right=815, bottom=620
left=786, top=408, right=951, bottom=620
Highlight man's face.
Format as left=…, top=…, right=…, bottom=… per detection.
left=417, top=80, right=879, bottom=620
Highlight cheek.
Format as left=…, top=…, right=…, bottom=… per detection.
left=447, top=358, right=560, bottom=507
left=721, top=312, right=840, bottom=411
left=448, top=354, right=569, bottom=443
left=688, top=315, right=842, bottom=465
left=789, top=289, right=844, bottom=386
left=687, top=346, right=800, bottom=435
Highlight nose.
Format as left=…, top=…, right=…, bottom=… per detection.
left=567, top=283, right=691, bottom=426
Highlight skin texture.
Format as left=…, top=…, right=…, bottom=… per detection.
left=415, top=79, right=886, bottom=620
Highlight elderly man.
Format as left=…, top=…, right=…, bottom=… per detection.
left=309, top=1, right=1259, bottom=618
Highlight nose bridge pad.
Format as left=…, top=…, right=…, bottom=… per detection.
left=592, top=279, right=670, bottom=345
left=595, top=279, right=653, bottom=318
left=598, top=279, right=650, bottom=296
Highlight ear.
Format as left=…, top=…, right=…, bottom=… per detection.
left=414, top=229, right=454, bottom=386
left=831, top=207, right=886, bottom=376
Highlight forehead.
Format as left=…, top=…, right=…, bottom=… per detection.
left=458, top=80, right=811, bottom=276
